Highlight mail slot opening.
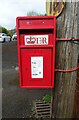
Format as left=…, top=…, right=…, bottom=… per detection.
left=19, top=29, right=54, bottom=46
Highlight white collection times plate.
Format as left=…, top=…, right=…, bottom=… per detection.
left=31, top=57, right=43, bottom=78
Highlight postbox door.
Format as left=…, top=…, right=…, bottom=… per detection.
left=20, top=48, right=54, bottom=88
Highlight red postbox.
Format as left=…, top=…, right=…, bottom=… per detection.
left=16, top=16, right=56, bottom=88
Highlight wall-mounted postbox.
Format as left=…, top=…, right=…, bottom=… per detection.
left=16, top=16, right=56, bottom=88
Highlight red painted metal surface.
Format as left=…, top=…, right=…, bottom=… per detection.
left=56, top=37, right=79, bottom=73
left=55, top=66, right=79, bottom=72
left=56, top=38, right=79, bottom=41
left=16, top=16, right=56, bottom=88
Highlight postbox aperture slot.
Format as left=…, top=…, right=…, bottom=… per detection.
left=19, top=29, right=54, bottom=46
left=19, top=29, right=54, bottom=35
